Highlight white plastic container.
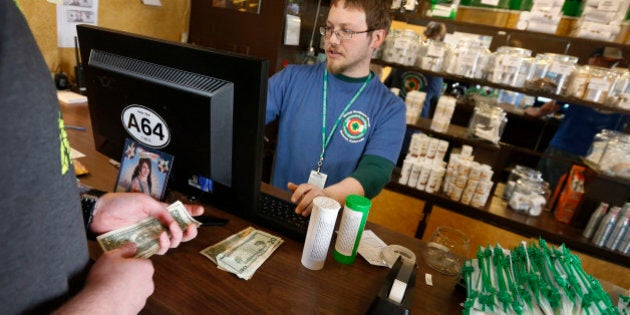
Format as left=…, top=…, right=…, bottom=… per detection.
left=301, top=196, right=341, bottom=270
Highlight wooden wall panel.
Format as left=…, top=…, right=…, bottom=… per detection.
left=17, top=0, right=190, bottom=81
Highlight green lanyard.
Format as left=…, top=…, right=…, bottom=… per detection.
left=318, top=68, right=371, bottom=173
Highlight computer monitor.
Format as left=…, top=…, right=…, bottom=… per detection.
left=77, top=25, right=268, bottom=219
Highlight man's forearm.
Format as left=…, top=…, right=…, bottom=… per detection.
left=323, top=177, right=365, bottom=207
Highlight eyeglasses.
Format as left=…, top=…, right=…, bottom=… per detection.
left=319, top=26, right=373, bottom=41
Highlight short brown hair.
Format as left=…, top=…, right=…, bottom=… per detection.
left=424, top=21, right=447, bottom=41
left=330, top=0, right=393, bottom=33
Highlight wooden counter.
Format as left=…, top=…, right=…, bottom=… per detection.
left=61, top=103, right=466, bottom=314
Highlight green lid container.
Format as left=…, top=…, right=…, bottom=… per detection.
left=333, top=195, right=372, bottom=265
left=345, top=195, right=372, bottom=213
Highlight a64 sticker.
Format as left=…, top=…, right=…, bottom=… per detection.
left=121, top=104, right=171, bottom=148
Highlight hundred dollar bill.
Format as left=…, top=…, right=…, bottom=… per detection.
left=215, top=229, right=284, bottom=280
left=96, top=200, right=201, bottom=258
left=199, top=226, right=255, bottom=264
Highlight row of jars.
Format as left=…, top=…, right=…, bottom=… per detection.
left=586, top=129, right=630, bottom=179
left=376, top=29, right=630, bottom=109
left=503, top=165, right=551, bottom=216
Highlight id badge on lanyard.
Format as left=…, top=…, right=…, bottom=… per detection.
left=312, top=69, right=371, bottom=190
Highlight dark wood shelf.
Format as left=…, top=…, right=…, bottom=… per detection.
left=394, top=11, right=630, bottom=52
left=409, top=117, right=552, bottom=161
left=387, top=173, right=630, bottom=266
left=372, top=59, right=630, bottom=116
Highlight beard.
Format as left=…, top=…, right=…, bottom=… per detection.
left=326, top=59, right=347, bottom=75
left=325, top=42, right=373, bottom=77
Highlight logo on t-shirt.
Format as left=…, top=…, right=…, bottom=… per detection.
left=400, top=71, right=427, bottom=99
left=341, top=110, right=370, bottom=143
left=58, top=111, right=72, bottom=176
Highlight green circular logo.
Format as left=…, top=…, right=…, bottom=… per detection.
left=341, top=111, right=369, bottom=143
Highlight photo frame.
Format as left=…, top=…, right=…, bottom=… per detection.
left=114, top=138, right=174, bottom=200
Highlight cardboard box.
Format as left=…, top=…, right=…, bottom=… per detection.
left=554, top=164, right=586, bottom=224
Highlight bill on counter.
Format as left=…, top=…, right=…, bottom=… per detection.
left=96, top=201, right=201, bottom=258
left=200, top=227, right=284, bottom=280
left=200, top=226, right=256, bottom=264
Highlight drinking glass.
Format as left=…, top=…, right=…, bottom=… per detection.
left=422, top=226, right=470, bottom=275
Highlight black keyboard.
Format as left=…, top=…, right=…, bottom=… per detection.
left=258, top=192, right=309, bottom=238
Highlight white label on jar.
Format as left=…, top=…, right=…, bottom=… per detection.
left=459, top=54, right=477, bottom=68
left=335, top=208, right=364, bottom=256
left=427, top=45, right=445, bottom=59
left=587, top=78, right=612, bottom=91
left=393, top=38, right=411, bottom=50
left=572, top=77, right=588, bottom=95
left=481, top=0, right=500, bottom=6
left=598, top=0, right=618, bottom=11
left=549, top=62, right=573, bottom=77
left=307, top=211, right=337, bottom=260
left=535, top=0, right=554, bottom=7
left=421, top=58, right=438, bottom=71
left=498, top=55, right=522, bottom=68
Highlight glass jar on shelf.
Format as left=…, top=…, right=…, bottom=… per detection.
left=598, top=133, right=630, bottom=179
left=416, top=39, right=449, bottom=72
left=565, top=65, right=590, bottom=99
left=503, top=165, right=542, bottom=200
left=487, top=46, right=533, bottom=88
left=467, top=101, right=507, bottom=144
left=381, top=29, right=419, bottom=66
left=508, top=177, right=549, bottom=216
left=525, top=53, right=579, bottom=95
left=445, top=40, right=489, bottom=79
left=381, top=29, right=400, bottom=64
left=606, top=68, right=630, bottom=109
left=581, top=66, right=617, bottom=104
left=585, top=129, right=623, bottom=165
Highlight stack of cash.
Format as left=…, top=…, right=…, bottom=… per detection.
left=200, top=227, right=284, bottom=280
left=96, top=201, right=202, bottom=258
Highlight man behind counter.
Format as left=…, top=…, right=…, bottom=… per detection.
left=266, top=0, right=406, bottom=216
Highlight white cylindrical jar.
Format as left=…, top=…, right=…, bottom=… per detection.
left=301, top=196, right=341, bottom=270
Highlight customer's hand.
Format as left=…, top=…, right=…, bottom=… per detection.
left=288, top=182, right=325, bottom=217
left=55, top=243, right=155, bottom=314
left=90, top=193, right=204, bottom=254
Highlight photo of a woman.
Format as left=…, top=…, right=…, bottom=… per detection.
left=128, top=158, right=153, bottom=195
left=114, top=138, right=174, bottom=200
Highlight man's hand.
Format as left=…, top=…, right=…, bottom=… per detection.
left=287, top=178, right=364, bottom=216
left=90, top=193, right=204, bottom=254
left=54, top=243, right=154, bottom=314
left=288, top=182, right=325, bottom=216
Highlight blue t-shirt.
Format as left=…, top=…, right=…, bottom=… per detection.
left=385, top=68, right=443, bottom=118
left=266, top=63, right=406, bottom=190
left=550, top=105, right=628, bottom=156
